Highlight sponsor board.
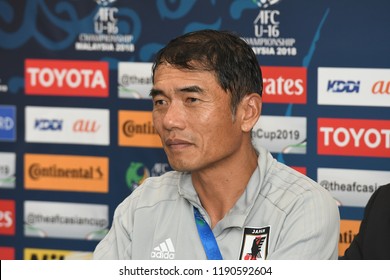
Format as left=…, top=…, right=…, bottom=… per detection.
left=24, top=154, right=109, bottom=193
left=118, top=62, right=153, bottom=99
left=318, top=67, right=390, bottom=107
left=24, top=248, right=92, bottom=260
left=0, top=247, right=15, bottom=260
left=291, top=166, right=306, bottom=175
left=318, top=118, right=390, bottom=158
left=25, top=59, right=109, bottom=97
left=24, top=200, right=108, bottom=240
left=0, top=199, right=15, bottom=236
left=0, top=105, right=16, bottom=141
left=118, top=110, right=162, bottom=148
left=262, top=66, right=306, bottom=104
left=25, top=106, right=110, bottom=146
left=339, top=219, right=361, bottom=257
left=318, top=168, right=389, bottom=207
left=252, top=115, right=307, bottom=154
left=0, top=152, right=16, bottom=188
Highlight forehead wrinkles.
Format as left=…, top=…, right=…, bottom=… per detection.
left=155, top=61, right=219, bottom=81
left=154, top=65, right=217, bottom=91
left=153, top=64, right=234, bottom=110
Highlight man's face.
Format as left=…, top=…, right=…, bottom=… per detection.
left=151, top=64, right=245, bottom=172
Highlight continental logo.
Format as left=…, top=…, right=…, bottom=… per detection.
left=24, top=248, right=92, bottom=260
left=118, top=110, right=162, bottom=148
left=25, top=59, right=109, bottom=97
left=339, top=219, right=361, bottom=257
left=24, top=154, right=108, bottom=193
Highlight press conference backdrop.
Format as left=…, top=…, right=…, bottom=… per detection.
left=0, top=0, right=389, bottom=260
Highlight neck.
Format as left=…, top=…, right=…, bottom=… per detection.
left=192, top=147, right=258, bottom=228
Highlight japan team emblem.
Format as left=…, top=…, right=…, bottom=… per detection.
left=239, top=226, right=270, bottom=260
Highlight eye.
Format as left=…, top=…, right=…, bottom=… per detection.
left=186, top=97, right=199, bottom=104
left=153, top=99, right=167, bottom=106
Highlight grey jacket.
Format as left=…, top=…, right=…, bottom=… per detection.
left=93, top=147, right=340, bottom=260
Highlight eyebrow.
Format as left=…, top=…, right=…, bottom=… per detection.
left=179, top=85, right=204, bottom=93
left=149, top=85, right=204, bottom=97
left=149, top=88, right=162, bottom=98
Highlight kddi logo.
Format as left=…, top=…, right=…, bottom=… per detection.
left=35, top=119, right=63, bottom=131
left=327, top=80, right=360, bottom=93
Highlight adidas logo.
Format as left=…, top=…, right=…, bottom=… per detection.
left=151, top=238, right=175, bottom=259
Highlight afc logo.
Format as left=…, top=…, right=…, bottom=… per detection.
left=94, top=7, right=118, bottom=34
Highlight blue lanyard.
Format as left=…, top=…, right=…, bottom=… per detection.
left=193, top=206, right=223, bottom=260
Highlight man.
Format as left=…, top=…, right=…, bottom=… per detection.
left=93, top=29, right=340, bottom=260
left=340, top=183, right=390, bottom=259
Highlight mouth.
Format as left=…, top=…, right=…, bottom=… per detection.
left=165, top=138, right=193, bottom=150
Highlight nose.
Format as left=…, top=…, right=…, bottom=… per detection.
left=162, top=100, right=186, bottom=131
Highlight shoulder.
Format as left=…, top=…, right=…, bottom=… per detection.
left=365, top=183, right=390, bottom=215
left=263, top=159, right=338, bottom=214
left=341, top=183, right=390, bottom=259
left=373, top=183, right=390, bottom=197
left=117, top=171, right=184, bottom=213
left=257, top=147, right=333, bottom=203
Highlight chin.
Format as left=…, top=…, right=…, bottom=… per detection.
left=168, top=161, right=193, bottom=173
left=170, top=165, right=191, bottom=173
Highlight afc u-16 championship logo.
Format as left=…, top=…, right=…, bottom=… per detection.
left=243, top=0, right=297, bottom=57
left=74, top=0, right=135, bottom=53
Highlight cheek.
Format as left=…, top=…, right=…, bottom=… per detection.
left=152, top=113, right=164, bottom=134
left=200, top=113, right=236, bottom=142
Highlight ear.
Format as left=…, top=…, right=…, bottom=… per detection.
left=239, top=93, right=262, bottom=132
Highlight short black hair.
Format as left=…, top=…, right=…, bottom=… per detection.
left=152, top=29, right=263, bottom=113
